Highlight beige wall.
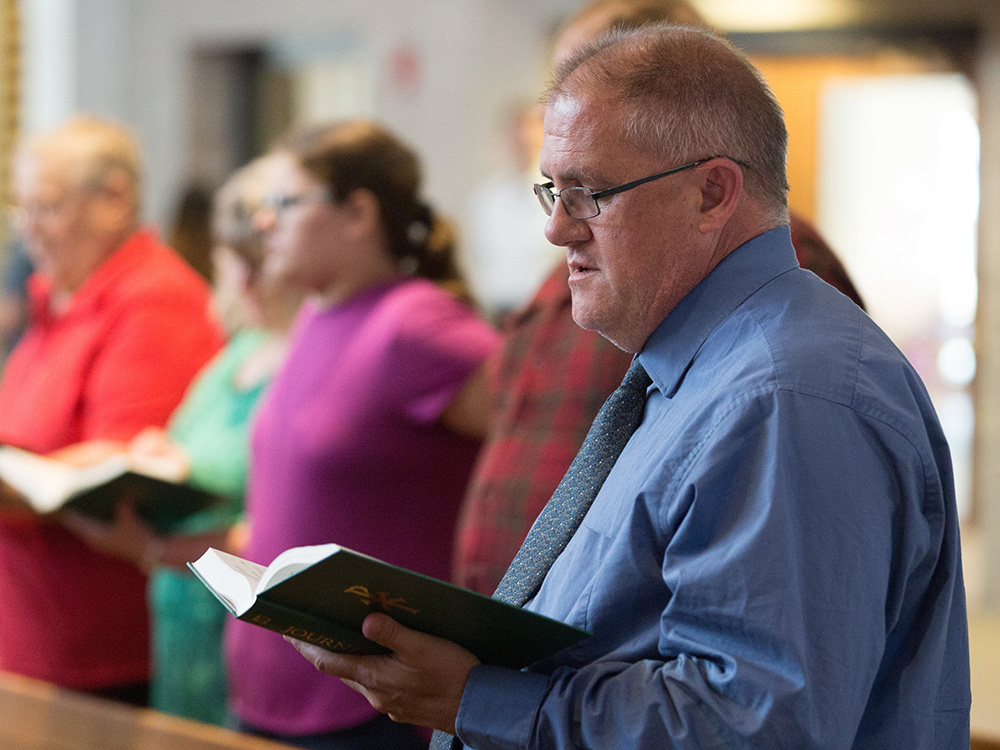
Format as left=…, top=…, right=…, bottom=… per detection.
left=753, top=53, right=951, bottom=224
left=0, top=0, right=17, bottom=240
left=975, top=6, right=1000, bottom=611
left=753, top=41, right=1000, bottom=613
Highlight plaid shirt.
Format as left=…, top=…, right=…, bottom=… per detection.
left=789, top=213, right=865, bottom=310
left=453, top=213, right=861, bottom=596
left=453, top=263, right=633, bottom=595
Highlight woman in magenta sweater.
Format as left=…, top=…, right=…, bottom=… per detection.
left=225, top=120, right=499, bottom=750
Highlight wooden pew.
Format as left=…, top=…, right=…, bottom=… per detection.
left=6, top=667, right=991, bottom=749
left=973, top=731, right=1000, bottom=750
left=0, top=670, right=299, bottom=750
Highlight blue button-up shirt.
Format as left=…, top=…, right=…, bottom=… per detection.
left=456, top=226, right=970, bottom=749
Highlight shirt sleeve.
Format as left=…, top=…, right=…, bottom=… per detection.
left=378, top=290, right=500, bottom=425
left=458, top=390, right=945, bottom=749
left=82, top=290, right=222, bottom=441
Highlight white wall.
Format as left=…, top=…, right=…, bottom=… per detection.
left=975, top=6, right=1000, bottom=611
left=22, top=0, right=579, bottom=234
left=20, top=0, right=76, bottom=132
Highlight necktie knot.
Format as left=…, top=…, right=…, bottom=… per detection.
left=623, top=358, right=652, bottom=392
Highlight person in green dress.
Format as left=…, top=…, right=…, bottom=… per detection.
left=66, top=155, right=303, bottom=724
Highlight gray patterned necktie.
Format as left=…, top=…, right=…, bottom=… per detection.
left=429, top=358, right=651, bottom=750
left=493, top=356, right=651, bottom=605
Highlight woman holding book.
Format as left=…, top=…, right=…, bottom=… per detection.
left=222, top=120, right=498, bottom=750
left=66, top=154, right=304, bottom=725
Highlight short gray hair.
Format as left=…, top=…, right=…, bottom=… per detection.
left=548, top=25, right=790, bottom=222
left=23, top=113, right=144, bottom=213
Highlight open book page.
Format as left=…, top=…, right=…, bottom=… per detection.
left=0, top=446, right=191, bottom=515
left=190, top=545, right=345, bottom=615
left=258, top=544, right=343, bottom=592
left=190, top=548, right=268, bottom=615
left=0, top=447, right=120, bottom=513
left=57, top=450, right=187, bottom=485
left=125, top=452, right=189, bottom=483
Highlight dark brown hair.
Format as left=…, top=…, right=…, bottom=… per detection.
left=279, top=120, right=467, bottom=298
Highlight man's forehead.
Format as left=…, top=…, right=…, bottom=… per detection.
left=545, top=92, right=586, bottom=122
left=541, top=93, right=604, bottom=158
left=541, top=92, right=638, bottom=183
left=16, top=146, right=78, bottom=186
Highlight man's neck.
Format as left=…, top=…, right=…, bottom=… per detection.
left=48, top=225, right=138, bottom=308
left=710, top=208, right=787, bottom=270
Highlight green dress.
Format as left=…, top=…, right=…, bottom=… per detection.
left=148, top=329, right=270, bottom=725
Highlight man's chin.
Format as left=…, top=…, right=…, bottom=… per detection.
left=568, top=299, right=600, bottom=334
left=570, top=305, right=641, bottom=353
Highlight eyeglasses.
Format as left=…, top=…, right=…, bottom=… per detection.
left=260, top=188, right=332, bottom=213
left=6, top=193, right=89, bottom=229
left=534, top=156, right=733, bottom=220
left=6, top=180, right=108, bottom=229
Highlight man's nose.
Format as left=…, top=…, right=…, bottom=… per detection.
left=543, top=200, right=592, bottom=247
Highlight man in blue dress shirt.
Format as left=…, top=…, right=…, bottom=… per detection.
left=288, top=24, right=971, bottom=749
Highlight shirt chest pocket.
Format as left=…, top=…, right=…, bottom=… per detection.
left=580, top=470, right=638, bottom=537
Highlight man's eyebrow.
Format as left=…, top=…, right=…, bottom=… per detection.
left=538, top=168, right=607, bottom=187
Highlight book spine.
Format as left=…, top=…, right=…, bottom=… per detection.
left=242, top=597, right=388, bottom=656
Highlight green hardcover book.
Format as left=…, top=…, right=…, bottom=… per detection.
left=0, top=445, right=221, bottom=530
left=188, top=544, right=590, bottom=669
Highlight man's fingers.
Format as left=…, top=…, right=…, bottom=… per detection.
left=284, top=624, right=476, bottom=734
left=285, top=637, right=393, bottom=707
left=361, top=612, right=444, bottom=662
left=339, top=676, right=365, bottom=694
left=360, top=612, right=405, bottom=650
left=284, top=637, right=365, bottom=680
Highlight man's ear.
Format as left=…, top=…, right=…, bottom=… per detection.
left=92, top=167, right=138, bottom=228
left=696, top=158, right=743, bottom=233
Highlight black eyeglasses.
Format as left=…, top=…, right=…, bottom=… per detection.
left=534, top=156, right=738, bottom=220
left=260, top=188, right=332, bottom=213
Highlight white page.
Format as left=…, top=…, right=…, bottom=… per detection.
left=190, top=548, right=267, bottom=614
left=257, top=543, right=342, bottom=592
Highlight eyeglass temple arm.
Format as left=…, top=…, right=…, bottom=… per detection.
left=591, top=155, right=751, bottom=201
left=590, top=159, right=711, bottom=201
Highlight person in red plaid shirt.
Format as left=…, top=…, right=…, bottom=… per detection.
left=453, top=263, right=634, bottom=594
left=452, top=0, right=864, bottom=596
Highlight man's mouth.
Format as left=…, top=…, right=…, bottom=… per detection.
left=568, top=258, right=597, bottom=279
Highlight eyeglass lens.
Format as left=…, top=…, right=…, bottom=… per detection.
left=533, top=184, right=598, bottom=220
left=533, top=184, right=556, bottom=215
left=559, top=188, right=598, bottom=219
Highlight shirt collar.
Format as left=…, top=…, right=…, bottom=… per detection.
left=638, top=225, right=798, bottom=398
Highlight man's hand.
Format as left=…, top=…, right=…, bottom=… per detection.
left=287, top=612, right=480, bottom=734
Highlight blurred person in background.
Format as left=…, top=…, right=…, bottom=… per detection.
left=224, top=119, right=499, bottom=750
left=166, top=183, right=215, bottom=283
left=464, top=101, right=562, bottom=322
left=453, top=0, right=865, bottom=597
left=0, top=114, right=223, bottom=704
left=66, top=153, right=304, bottom=725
